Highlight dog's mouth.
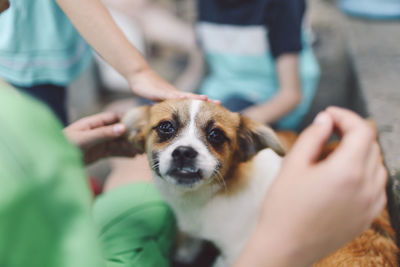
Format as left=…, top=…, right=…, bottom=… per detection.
left=167, top=166, right=203, bottom=185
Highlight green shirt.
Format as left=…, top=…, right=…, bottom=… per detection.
left=0, top=81, right=176, bottom=267
left=0, top=81, right=105, bottom=267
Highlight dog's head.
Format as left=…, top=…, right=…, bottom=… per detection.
left=123, top=99, right=285, bottom=191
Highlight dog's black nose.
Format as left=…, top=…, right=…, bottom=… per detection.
left=172, top=146, right=198, bottom=161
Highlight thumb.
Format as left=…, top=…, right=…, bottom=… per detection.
left=286, top=112, right=333, bottom=166
left=80, top=123, right=126, bottom=147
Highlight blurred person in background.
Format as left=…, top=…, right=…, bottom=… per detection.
left=197, top=0, right=320, bottom=130
left=0, top=0, right=206, bottom=125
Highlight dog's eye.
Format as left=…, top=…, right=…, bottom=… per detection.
left=207, top=128, right=226, bottom=146
left=156, top=121, right=176, bottom=140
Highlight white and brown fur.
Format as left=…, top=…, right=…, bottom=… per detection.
left=123, top=99, right=398, bottom=267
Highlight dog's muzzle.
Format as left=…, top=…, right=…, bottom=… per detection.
left=167, top=146, right=202, bottom=184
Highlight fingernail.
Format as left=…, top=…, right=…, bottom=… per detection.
left=313, top=112, right=329, bottom=125
left=113, top=124, right=125, bottom=135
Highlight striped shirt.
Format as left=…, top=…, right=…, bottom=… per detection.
left=197, top=0, right=320, bottom=129
left=198, top=0, right=305, bottom=58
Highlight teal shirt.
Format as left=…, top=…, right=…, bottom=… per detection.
left=199, top=32, right=320, bottom=130
left=0, top=0, right=92, bottom=86
left=200, top=42, right=320, bottom=130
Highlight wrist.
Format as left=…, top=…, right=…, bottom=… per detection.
left=126, top=61, right=151, bottom=81
left=125, top=63, right=153, bottom=95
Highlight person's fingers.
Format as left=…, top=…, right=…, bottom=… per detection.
left=179, top=93, right=222, bottom=105
left=131, top=71, right=220, bottom=104
left=327, top=107, right=377, bottom=141
left=143, top=87, right=206, bottom=102
left=160, top=90, right=208, bottom=102
left=80, top=123, right=127, bottom=147
left=326, top=107, right=376, bottom=165
left=129, top=68, right=219, bottom=103
left=72, top=112, right=120, bottom=130
left=210, top=99, right=222, bottom=105
left=325, top=107, right=367, bottom=136
left=286, top=112, right=333, bottom=166
left=174, top=91, right=222, bottom=104
left=86, top=112, right=120, bottom=129
left=177, top=91, right=208, bottom=101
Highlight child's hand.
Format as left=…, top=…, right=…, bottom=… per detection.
left=238, top=108, right=387, bottom=267
left=63, top=112, right=138, bottom=165
left=128, top=67, right=220, bottom=104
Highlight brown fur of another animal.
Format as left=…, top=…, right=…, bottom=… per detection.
left=276, top=129, right=399, bottom=267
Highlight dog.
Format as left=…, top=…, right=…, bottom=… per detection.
left=123, top=99, right=398, bottom=266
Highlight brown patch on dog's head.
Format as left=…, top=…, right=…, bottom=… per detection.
left=145, top=100, right=190, bottom=153
left=122, top=100, right=190, bottom=150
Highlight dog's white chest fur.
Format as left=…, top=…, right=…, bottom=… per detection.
left=154, top=148, right=282, bottom=266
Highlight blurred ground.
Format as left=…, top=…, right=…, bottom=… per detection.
left=301, top=0, right=367, bottom=129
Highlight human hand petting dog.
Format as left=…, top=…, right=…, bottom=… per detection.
left=128, top=67, right=221, bottom=103
left=64, top=112, right=138, bottom=165
left=235, top=107, right=387, bottom=267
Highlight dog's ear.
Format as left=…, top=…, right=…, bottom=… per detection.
left=237, top=116, right=286, bottom=162
left=122, top=105, right=151, bottom=152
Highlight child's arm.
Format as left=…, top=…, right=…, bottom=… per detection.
left=243, top=0, right=305, bottom=125
left=131, top=3, right=205, bottom=93
left=243, top=54, right=301, bottom=124
left=55, top=0, right=207, bottom=102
